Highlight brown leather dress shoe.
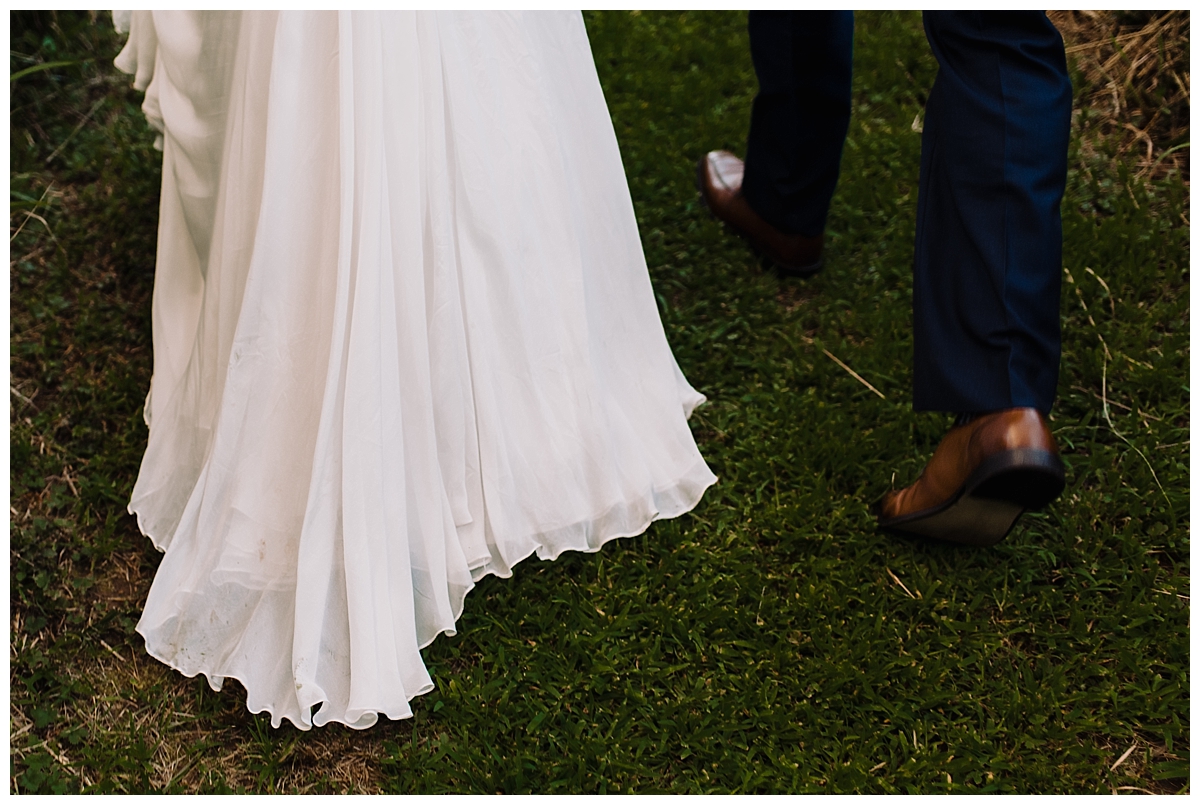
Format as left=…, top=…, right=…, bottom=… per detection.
left=878, top=408, right=1066, bottom=547
left=696, top=150, right=824, bottom=277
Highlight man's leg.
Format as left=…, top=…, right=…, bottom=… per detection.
left=880, top=12, right=1072, bottom=546
left=913, top=11, right=1072, bottom=415
left=696, top=11, right=853, bottom=275
left=742, top=10, right=854, bottom=239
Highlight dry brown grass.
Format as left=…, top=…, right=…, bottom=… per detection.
left=1049, top=10, right=1191, bottom=182
left=20, top=634, right=390, bottom=793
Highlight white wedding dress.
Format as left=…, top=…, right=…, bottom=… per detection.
left=115, top=11, right=716, bottom=730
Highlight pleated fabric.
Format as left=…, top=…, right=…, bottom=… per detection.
left=115, top=10, right=716, bottom=730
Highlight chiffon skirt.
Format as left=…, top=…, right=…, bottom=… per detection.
left=115, top=10, right=716, bottom=730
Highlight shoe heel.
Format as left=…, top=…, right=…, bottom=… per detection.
left=880, top=448, right=1066, bottom=547
left=967, top=448, right=1066, bottom=510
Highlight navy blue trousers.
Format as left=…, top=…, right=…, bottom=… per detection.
left=742, top=11, right=1072, bottom=415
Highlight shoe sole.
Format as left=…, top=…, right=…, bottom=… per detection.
left=878, top=448, right=1066, bottom=547
left=694, top=157, right=823, bottom=279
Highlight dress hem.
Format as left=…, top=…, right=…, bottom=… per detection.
left=133, top=458, right=717, bottom=730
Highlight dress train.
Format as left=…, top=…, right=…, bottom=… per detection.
left=116, top=10, right=716, bottom=729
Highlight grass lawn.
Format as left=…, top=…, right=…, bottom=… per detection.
left=9, top=10, right=1189, bottom=794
